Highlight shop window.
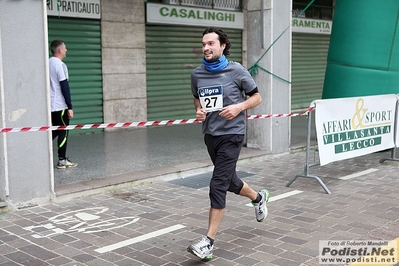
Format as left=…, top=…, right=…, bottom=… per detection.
left=293, top=0, right=333, bottom=20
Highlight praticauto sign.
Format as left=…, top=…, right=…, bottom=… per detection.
left=47, top=0, right=101, bottom=19
left=146, top=3, right=244, bottom=29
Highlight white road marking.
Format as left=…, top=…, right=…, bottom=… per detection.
left=339, top=168, right=378, bottom=180
left=245, top=190, right=303, bottom=206
left=94, top=224, right=186, bottom=254
left=268, top=190, right=303, bottom=202
left=96, top=191, right=303, bottom=253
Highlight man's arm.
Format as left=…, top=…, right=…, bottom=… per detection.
left=60, top=79, right=74, bottom=119
left=219, top=92, right=262, bottom=120
left=239, top=92, right=262, bottom=111
left=193, top=97, right=207, bottom=121
left=60, top=79, right=72, bottom=109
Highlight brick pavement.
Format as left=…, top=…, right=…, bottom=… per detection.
left=0, top=149, right=399, bottom=265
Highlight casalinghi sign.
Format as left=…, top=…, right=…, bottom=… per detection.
left=146, top=3, right=244, bottom=29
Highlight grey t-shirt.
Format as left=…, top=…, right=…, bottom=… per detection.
left=191, top=61, right=258, bottom=136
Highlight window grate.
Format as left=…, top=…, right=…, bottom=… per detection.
left=293, top=0, right=333, bottom=20
left=160, top=0, right=242, bottom=11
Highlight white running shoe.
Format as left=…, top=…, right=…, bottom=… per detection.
left=252, top=189, right=270, bottom=222
left=187, top=236, right=213, bottom=259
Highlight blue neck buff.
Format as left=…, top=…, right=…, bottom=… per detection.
left=202, top=55, right=228, bottom=72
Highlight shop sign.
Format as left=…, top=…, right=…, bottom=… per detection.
left=292, top=18, right=332, bottom=35
left=146, top=3, right=244, bottom=29
left=47, top=0, right=101, bottom=19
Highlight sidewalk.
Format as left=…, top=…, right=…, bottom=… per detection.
left=1, top=142, right=399, bottom=265
left=53, top=115, right=315, bottom=198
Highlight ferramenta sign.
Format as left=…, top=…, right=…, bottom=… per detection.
left=47, top=0, right=101, bottom=19
left=292, top=18, right=332, bottom=35
left=146, top=3, right=244, bottom=29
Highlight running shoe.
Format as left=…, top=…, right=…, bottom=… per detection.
left=252, top=189, right=270, bottom=222
left=187, top=236, right=213, bottom=259
left=57, top=158, right=78, bottom=169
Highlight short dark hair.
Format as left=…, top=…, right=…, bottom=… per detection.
left=202, top=27, right=231, bottom=56
left=50, top=40, right=64, bottom=55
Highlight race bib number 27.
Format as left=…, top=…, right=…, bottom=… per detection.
left=198, top=85, right=223, bottom=112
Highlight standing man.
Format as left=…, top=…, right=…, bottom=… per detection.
left=49, top=40, right=78, bottom=169
left=187, top=27, right=270, bottom=260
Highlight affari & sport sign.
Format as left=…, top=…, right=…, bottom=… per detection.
left=47, top=0, right=101, bottom=19
left=292, top=18, right=332, bottom=35
left=314, top=94, right=397, bottom=166
left=146, top=3, right=244, bottom=29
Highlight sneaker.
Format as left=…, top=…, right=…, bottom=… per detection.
left=252, top=189, right=270, bottom=222
left=187, top=236, right=213, bottom=260
left=56, top=158, right=78, bottom=169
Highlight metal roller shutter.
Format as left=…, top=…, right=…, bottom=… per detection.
left=146, top=25, right=242, bottom=120
left=291, top=33, right=330, bottom=110
left=48, top=17, right=103, bottom=134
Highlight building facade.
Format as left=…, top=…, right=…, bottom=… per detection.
left=291, top=0, right=334, bottom=110
left=0, top=0, right=325, bottom=205
left=46, top=0, right=334, bottom=130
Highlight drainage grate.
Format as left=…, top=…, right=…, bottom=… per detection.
left=169, top=171, right=254, bottom=189
left=111, top=192, right=150, bottom=203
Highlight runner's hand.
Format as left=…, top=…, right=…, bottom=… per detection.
left=196, top=109, right=207, bottom=121
left=220, top=105, right=242, bottom=120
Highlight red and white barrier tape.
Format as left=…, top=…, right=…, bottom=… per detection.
left=0, top=107, right=314, bottom=133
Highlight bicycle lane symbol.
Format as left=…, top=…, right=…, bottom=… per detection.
left=22, top=207, right=140, bottom=239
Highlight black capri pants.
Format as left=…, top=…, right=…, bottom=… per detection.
left=204, top=134, right=245, bottom=209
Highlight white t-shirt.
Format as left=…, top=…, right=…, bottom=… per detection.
left=49, top=57, right=69, bottom=112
